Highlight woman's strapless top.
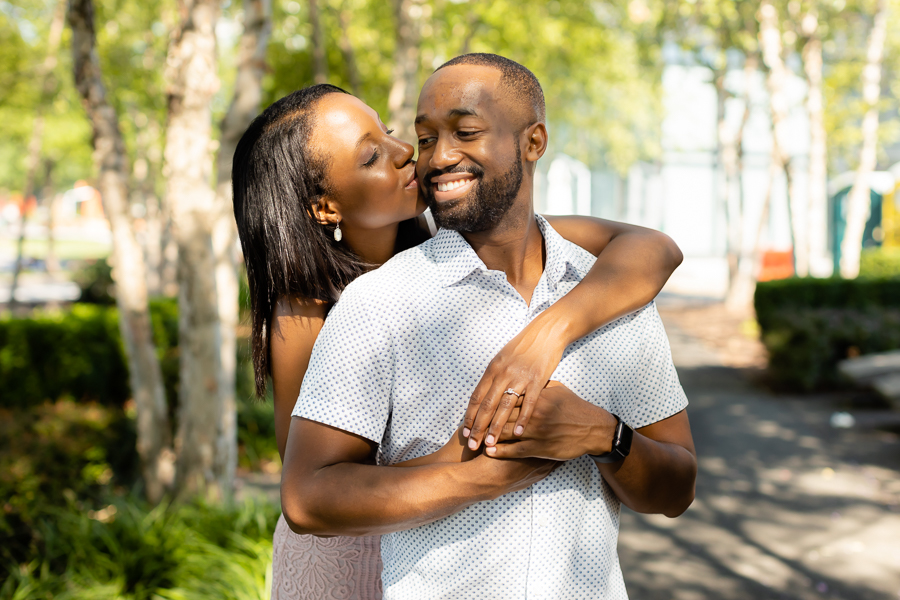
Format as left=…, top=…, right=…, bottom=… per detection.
left=271, top=513, right=383, bottom=600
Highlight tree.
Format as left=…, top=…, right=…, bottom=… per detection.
left=841, top=0, right=889, bottom=278
left=388, top=0, right=424, bottom=146
left=800, top=5, right=829, bottom=277
left=212, top=0, right=272, bottom=498
left=68, top=0, right=173, bottom=503
left=309, top=0, right=327, bottom=83
left=8, top=0, right=65, bottom=311
left=162, top=0, right=228, bottom=500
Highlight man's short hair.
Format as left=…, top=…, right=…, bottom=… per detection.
left=435, top=53, right=546, bottom=128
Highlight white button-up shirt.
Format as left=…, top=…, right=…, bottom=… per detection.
left=295, top=215, right=689, bottom=600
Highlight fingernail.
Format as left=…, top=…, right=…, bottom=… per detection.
left=462, top=427, right=470, bottom=437
left=486, top=446, right=496, bottom=455
left=486, top=435, right=495, bottom=445
left=515, top=425, right=524, bottom=436
left=468, top=438, right=478, bottom=450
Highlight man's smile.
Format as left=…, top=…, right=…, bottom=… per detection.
left=430, top=173, right=477, bottom=201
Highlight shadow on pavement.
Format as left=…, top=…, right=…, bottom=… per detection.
left=619, top=365, right=900, bottom=600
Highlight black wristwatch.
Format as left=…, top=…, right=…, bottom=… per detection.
left=589, top=414, right=634, bottom=463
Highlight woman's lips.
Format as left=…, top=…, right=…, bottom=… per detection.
left=405, top=174, right=418, bottom=189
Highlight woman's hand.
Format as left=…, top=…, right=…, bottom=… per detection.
left=461, top=313, right=569, bottom=451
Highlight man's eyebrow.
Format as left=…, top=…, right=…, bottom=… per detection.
left=448, top=107, right=480, bottom=119
left=414, top=107, right=481, bottom=126
left=355, top=131, right=372, bottom=149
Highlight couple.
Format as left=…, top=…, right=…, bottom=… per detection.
left=233, top=53, right=697, bottom=599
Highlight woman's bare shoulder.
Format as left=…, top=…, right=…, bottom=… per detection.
left=273, top=295, right=330, bottom=321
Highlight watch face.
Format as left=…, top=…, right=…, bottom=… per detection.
left=617, top=422, right=634, bottom=458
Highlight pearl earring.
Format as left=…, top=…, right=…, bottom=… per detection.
left=333, top=220, right=342, bottom=242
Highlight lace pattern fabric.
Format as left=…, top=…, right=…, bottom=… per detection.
left=271, top=514, right=383, bottom=600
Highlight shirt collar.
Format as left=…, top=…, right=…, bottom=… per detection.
left=430, top=214, right=588, bottom=288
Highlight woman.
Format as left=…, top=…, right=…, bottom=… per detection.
left=232, top=84, right=682, bottom=600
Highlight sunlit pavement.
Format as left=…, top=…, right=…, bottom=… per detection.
left=619, top=317, right=900, bottom=600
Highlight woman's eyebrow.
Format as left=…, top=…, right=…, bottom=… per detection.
left=355, top=132, right=372, bottom=149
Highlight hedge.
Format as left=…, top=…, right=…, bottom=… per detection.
left=755, top=277, right=900, bottom=390
left=0, top=300, right=179, bottom=409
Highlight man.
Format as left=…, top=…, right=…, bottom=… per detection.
left=282, top=53, right=697, bottom=599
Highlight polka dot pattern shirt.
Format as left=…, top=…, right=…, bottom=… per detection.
left=295, top=215, right=689, bottom=599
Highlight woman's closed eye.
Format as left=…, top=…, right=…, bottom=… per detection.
left=362, top=149, right=380, bottom=168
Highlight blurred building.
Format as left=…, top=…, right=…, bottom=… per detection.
left=536, top=45, right=899, bottom=298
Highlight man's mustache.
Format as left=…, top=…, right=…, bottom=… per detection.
left=421, top=165, right=484, bottom=188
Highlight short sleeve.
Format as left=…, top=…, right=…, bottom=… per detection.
left=292, top=283, right=394, bottom=444
left=609, top=302, right=688, bottom=429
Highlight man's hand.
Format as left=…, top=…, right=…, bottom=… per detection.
left=485, top=382, right=617, bottom=461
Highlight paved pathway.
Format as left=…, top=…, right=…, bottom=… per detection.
left=618, top=318, right=900, bottom=600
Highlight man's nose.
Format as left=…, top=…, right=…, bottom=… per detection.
left=429, top=134, right=462, bottom=171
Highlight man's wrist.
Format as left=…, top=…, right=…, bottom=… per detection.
left=585, top=406, right=620, bottom=457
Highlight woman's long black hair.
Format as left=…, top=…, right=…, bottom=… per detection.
left=233, top=84, right=428, bottom=397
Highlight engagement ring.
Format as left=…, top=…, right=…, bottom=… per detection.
left=504, top=388, right=524, bottom=397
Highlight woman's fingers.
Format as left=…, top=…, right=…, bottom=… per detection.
left=512, top=380, right=545, bottom=437
left=466, top=379, right=521, bottom=450
left=484, top=384, right=527, bottom=447
left=462, top=371, right=497, bottom=437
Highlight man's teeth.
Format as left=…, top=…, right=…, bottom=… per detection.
left=436, top=179, right=472, bottom=192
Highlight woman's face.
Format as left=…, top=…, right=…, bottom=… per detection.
left=310, top=94, right=425, bottom=231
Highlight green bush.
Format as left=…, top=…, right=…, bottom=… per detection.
left=0, top=300, right=179, bottom=409
left=755, top=278, right=900, bottom=390
left=0, top=497, right=279, bottom=600
left=0, top=401, right=140, bottom=572
left=859, top=247, right=900, bottom=279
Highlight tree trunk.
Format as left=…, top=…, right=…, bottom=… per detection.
left=163, top=0, right=226, bottom=500
left=68, top=0, right=174, bottom=503
left=211, top=0, right=272, bottom=498
left=309, top=0, right=327, bottom=84
left=714, top=69, right=736, bottom=289
left=9, top=0, right=65, bottom=310
left=802, top=10, right=829, bottom=277
left=337, top=5, right=360, bottom=96
left=840, top=0, right=888, bottom=279
left=759, top=0, right=808, bottom=277
left=725, top=54, right=760, bottom=312
left=388, top=0, right=423, bottom=145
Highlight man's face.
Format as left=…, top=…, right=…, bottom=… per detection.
left=414, top=65, right=524, bottom=233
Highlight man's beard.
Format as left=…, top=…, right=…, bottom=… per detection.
left=423, top=143, right=523, bottom=233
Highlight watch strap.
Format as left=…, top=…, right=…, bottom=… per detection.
left=589, top=414, right=634, bottom=463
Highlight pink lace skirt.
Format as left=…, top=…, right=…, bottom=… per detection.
left=271, top=514, right=383, bottom=600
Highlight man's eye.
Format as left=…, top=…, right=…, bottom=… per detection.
left=458, top=131, right=478, bottom=138
left=418, top=137, right=434, bottom=146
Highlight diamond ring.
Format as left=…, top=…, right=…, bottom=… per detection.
left=503, top=388, right=524, bottom=397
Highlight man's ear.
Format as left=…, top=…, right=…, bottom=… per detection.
left=311, top=196, right=341, bottom=226
left=523, top=122, right=548, bottom=163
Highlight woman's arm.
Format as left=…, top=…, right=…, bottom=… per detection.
left=272, top=295, right=473, bottom=466
left=462, top=216, right=683, bottom=450
left=271, top=296, right=330, bottom=462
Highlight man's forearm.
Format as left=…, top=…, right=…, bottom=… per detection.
left=281, top=418, right=555, bottom=537
left=281, top=460, right=492, bottom=537
left=594, top=428, right=697, bottom=518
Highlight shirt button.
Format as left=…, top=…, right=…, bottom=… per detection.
left=536, top=514, right=548, bottom=527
